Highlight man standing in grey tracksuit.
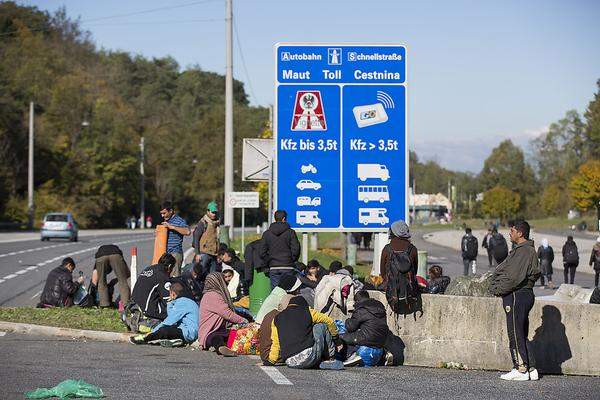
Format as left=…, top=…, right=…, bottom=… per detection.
left=489, top=220, right=540, bottom=381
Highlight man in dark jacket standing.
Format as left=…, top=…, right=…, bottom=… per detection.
left=380, top=220, right=418, bottom=289
left=537, top=238, right=555, bottom=289
left=562, top=236, right=579, bottom=284
left=341, top=291, right=388, bottom=366
left=482, top=227, right=494, bottom=268
left=94, top=244, right=130, bottom=307
left=39, top=257, right=83, bottom=307
left=461, top=227, right=478, bottom=276
left=260, top=210, right=301, bottom=289
left=489, top=220, right=540, bottom=381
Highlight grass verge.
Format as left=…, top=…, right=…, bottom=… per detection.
left=0, top=307, right=126, bottom=333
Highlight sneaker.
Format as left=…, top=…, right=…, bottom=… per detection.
left=343, top=352, right=363, bottom=367
left=501, top=369, right=529, bottom=381
left=529, top=368, right=539, bottom=381
left=384, top=350, right=394, bottom=366
left=129, top=335, right=145, bottom=345
left=218, top=346, right=237, bottom=357
left=160, top=339, right=184, bottom=348
left=319, top=360, right=344, bottom=370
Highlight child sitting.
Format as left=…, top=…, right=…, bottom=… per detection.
left=341, top=290, right=388, bottom=366
left=129, top=281, right=199, bottom=347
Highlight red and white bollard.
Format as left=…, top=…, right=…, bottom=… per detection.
left=130, top=247, right=138, bottom=293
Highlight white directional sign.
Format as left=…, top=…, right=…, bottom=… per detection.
left=227, top=192, right=259, bottom=209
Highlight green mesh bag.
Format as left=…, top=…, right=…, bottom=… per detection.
left=25, top=379, right=104, bottom=399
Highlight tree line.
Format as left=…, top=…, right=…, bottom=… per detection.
left=410, top=82, right=600, bottom=223
left=0, top=3, right=268, bottom=228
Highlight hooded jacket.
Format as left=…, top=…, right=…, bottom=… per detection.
left=39, top=266, right=79, bottom=307
left=314, top=269, right=355, bottom=316
left=489, top=240, right=540, bottom=297
left=131, top=264, right=171, bottom=320
left=341, top=298, right=388, bottom=348
left=260, top=222, right=300, bottom=269
left=562, top=238, right=579, bottom=265
left=590, top=242, right=600, bottom=271
left=152, top=296, right=199, bottom=342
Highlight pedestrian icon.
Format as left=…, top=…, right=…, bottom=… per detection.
left=328, top=48, right=342, bottom=65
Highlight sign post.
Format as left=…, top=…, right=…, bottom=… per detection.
left=226, top=192, right=260, bottom=252
left=275, top=43, right=407, bottom=235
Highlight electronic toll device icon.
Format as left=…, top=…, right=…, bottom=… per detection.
left=352, top=103, right=388, bottom=128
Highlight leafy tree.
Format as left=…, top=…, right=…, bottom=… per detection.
left=540, top=184, right=566, bottom=216
left=481, top=186, right=521, bottom=223
left=479, top=140, right=536, bottom=211
left=569, top=160, right=600, bottom=229
left=584, top=79, right=600, bottom=158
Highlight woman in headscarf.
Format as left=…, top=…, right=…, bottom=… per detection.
left=537, top=238, right=555, bottom=289
left=198, top=272, right=248, bottom=356
left=589, top=237, right=600, bottom=287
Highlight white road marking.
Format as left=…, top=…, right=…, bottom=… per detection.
left=30, top=290, right=42, bottom=299
left=0, top=236, right=153, bottom=285
left=0, top=331, right=6, bottom=337
left=0, top=242, right=74, bottom=259
left=259, top=366, right=293, bottom=385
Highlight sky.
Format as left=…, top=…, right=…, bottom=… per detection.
left=21, top=0, right=600, bottom=172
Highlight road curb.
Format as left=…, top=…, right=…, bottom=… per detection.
left=0, top=321, right=130, bottom=342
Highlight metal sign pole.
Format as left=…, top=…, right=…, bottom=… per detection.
left=302, top=232, right=308, bottom=265
left=268, top=158, right=273, bottom=225
left=241, top=207, right=245, bottom=252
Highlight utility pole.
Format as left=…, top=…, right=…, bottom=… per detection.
left=224, top=0, right=234, bottom=237
left=28, top=102, right=34, bottom=230
left=140, top=137, right=145, bottom=229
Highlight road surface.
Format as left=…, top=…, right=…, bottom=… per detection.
left=0, top=232, right=163, bottom=307
left=1, top=333, right=597, bottom=400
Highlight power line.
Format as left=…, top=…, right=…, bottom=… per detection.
left=0, top=0, right=222, bottom=38
left=233, top=18, right=258, bottom=105
left=86, top=18, right=222, bottom=27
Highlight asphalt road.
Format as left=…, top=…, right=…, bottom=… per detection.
left=0, top=333, right=598, bottom=400
left=0, top=232, right=158, bottom=307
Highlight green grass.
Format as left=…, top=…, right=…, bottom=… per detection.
left=0, top=307, right=127, bottom=332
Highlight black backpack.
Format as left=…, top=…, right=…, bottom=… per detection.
left=464, top=235, right=478, bottom=259
left=385, top=245, right=419, bottom=316
left=564, top=242, right=579, bottom=264
left=492, top=234, right=508, bottom=263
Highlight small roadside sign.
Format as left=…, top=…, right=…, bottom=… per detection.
left=227, top=192, right=260, bottom=209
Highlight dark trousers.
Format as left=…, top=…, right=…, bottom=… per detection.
left=95, top=254, right=130, bottom=307
left=486, top=250, right=493, bottom=267
left=144, top=326, right=184, bottom=342
left=502, top=288, right=535, bottom=372
left=269, top=269, right=295, bottom=289
left=595, top=271, right=599, bottom=287
left=206, top=324, right=229, bottom=348
left=563, top=264, right=577, bottom=284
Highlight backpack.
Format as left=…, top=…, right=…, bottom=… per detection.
left=564, top=242, right=579, bottom=264
left=492, top=234, right=508, bottom=263
left=385, top=245, right=419, bottom=316
left=382, top=331, right=405, bottom=366
left=464, top=235, right=478, bottom=259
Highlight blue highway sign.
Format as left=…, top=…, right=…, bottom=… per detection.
left=275, top=43, right=407, bottom=231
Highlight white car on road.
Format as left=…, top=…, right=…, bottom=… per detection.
left=296, top=179, right=321, bottom=190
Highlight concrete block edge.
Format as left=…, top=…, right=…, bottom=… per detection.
left=0, top=321, right=130, bottom=342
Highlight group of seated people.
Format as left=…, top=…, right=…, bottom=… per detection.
left=37, top=241, right=451, bottom=368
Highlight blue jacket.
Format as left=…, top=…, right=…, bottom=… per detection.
left=152, top=297, right=199, bottom=342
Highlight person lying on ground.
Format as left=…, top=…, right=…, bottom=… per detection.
left=129, top=281, right=199, bottom=347
left=265, top=296, right=343, bottom=369
left=427, top=265, right=451, bottom=294
left=129, top=253, right=176, bottom=324
left=314, top=264, right=355, bottom=316
left=198, top=272, right=249, bottom=357
left=255, top=274, right=302, bottom=324
left=341, top=290, right=388, bottom=367
left=38, top=257, right=84, bottom=308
